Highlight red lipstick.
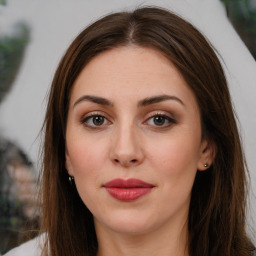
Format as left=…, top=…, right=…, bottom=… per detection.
left=103, top=178, right=154, bottom=202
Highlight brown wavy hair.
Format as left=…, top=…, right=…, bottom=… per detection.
left=40, top=6, right=255, bottom=256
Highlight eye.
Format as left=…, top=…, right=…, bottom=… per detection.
left=146, top=113, right=176, bottom=127
left=81, top=114, right=110, bottom=128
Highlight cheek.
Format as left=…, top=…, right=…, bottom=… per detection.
left=66, top=134, right=109, bottom=177
left=150, top=137, right=200, bottom=207
left=150, top=136, right=200, bottom=171
left=147, top=132, right=201, bottom=194
left=66, top=136, right=108, bottom=207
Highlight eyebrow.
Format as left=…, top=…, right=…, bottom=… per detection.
left=73, top=94, right=184, bottom=108
left=137, top=94, right=184, bottom=107
left=73, top=95, right=113, bottom=108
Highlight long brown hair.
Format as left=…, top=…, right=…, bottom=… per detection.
left=40, top=6, right=255, bottom=256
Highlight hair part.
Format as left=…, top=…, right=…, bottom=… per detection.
left=40, top=6, right=254, bottom=256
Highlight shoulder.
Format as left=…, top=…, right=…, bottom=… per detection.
left=3, top=234, right=45, bottom=256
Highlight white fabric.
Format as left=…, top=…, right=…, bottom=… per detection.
left=3, top=235, right=42, bottom=256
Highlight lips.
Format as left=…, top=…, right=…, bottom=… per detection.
left=103, top=178, right=154, bottom=202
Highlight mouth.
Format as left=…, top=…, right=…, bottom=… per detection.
left=103, top=178, right=155, bottom=202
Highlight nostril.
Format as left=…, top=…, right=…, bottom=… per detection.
left=113, top=158, right=137, bottom=165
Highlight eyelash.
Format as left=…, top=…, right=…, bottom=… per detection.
left=144, top=112, right=177, bottom=128
left=81, top=112, right=177, bottom=129
left=81, top=112, right=111, bottom=129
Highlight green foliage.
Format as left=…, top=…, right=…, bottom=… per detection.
left=0, top=0, right=7, bottom=6
left=220, top=0, right=256, bottom=59
left=0, top=22, right=30, bottom=103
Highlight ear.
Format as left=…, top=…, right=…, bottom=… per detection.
left=197, top=139, right=216, bottom=171
left=65, top=149, right=74, bottom=176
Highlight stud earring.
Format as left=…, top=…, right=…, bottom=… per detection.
left=204, top=163, right=209, bottom=168
left=69, top=176, right=74, bottom=185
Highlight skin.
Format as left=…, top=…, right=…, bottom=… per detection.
left=65, top=46, right=214, bottom=256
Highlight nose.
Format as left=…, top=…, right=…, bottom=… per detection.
left=110, top=123, right=144, bottom=168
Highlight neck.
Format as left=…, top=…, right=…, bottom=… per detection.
left=95, top=218, right=189, bottom=256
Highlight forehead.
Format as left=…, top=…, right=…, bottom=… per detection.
left=70, top=46, right=197, bottom=107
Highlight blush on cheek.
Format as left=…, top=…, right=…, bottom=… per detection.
left=151, top=142, right=199, bottom=176
left=69, top=144, right=107, bottom=174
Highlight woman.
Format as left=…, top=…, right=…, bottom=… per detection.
left=4, top=6, right=255, bottom=256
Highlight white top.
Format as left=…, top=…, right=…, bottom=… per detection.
left=3, top=235, right=43, bottom=256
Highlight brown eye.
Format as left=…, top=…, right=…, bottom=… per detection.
left=92, top=116, right=105, bottom=126
left=82, top=115, right=109, bottom=128
left=153, top=116, right=166, bottom=126
left=146, top=114, right=176, bottom=127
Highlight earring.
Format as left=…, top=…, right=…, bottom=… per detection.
left=204, top=163, right=209, bottom=168
left=69, top=176, right=74, bottom=185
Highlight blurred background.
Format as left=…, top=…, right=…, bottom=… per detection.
left=0, top=0, right=255, bottom=254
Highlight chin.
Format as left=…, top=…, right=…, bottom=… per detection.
left=109, top=222, right=154, bottom=235
left=95, top=210, right=160, bottom=235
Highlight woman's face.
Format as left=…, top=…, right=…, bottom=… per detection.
left=65, top=46, right=213, bottom=236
